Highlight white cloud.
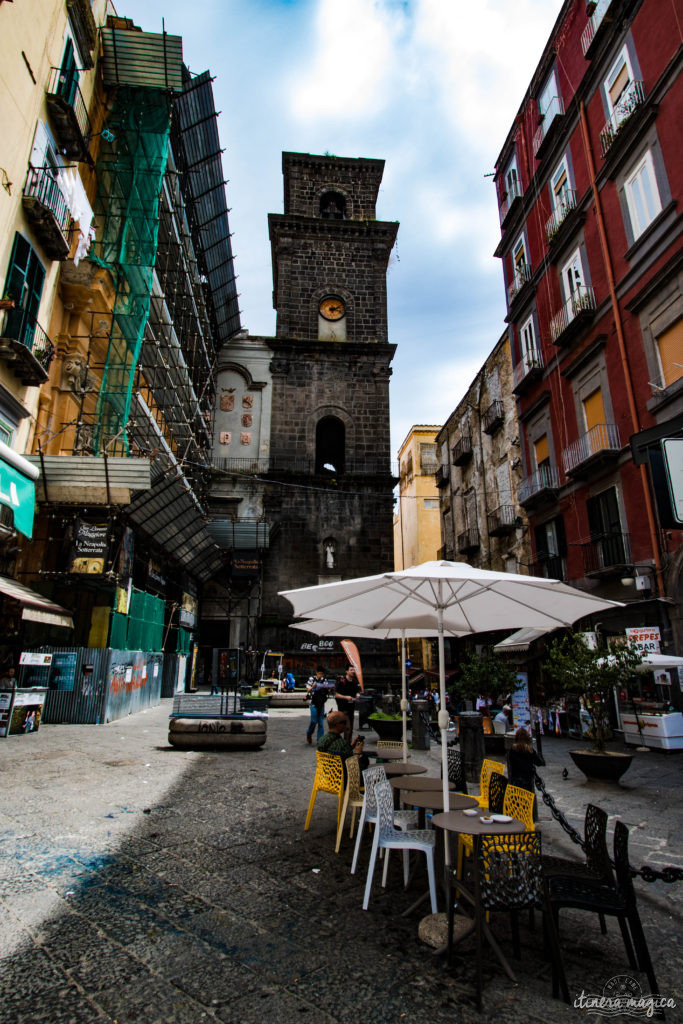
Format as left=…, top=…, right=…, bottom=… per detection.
left=288, top=0, right=407, bottom=121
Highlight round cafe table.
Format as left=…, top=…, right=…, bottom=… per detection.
left=382, top=762, right=427, bottom=777
left=390, top=776, right=456, bottom=793
left=363, top=748, right=406, bottom=761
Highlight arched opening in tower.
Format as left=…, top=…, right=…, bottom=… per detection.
left=319, top=191, right=346, bottom=220
left=315, top=416, right=345, bottom=475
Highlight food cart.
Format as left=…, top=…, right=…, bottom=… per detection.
left=617, top=653, right=683, bottom=750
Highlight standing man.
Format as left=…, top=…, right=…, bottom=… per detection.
left=306, top=666, right=333, bottom=745
left=335, top=665, right=363, bottom=740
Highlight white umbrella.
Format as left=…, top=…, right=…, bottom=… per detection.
left=291, top=618, right=465, bottom=761
left=281, top=560, right=623, bottom=813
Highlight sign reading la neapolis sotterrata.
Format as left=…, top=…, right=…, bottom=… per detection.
left=0, top=458, right=35, bottom=538
left=69, top=519, right=109, bottom=574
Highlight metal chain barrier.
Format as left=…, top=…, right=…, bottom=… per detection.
left=533, top=769, right=683, bottom=885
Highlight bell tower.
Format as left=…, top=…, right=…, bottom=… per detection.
left=260, top=152, right=398, bottom=650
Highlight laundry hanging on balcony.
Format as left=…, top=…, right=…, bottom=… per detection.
left=58, top=167, right=94, bottom=265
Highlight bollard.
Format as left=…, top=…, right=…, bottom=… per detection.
left=411, top=699, right=430, bottom=750
left=458, top=712, right=485, bottom=782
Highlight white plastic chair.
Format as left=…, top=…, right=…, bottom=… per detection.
left=351, top=765, right=417, bottom=874
left=362, top=778, right=437, bottom=914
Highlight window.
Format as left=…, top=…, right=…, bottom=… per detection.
left=656, top=320, right=683, bottom=387
left=0, top=419, right=13, bottom=446
left=496, top=462, right=512, bottom=507
left=520, top=315, right=539, bottom=371
left=57, top=37, right=79, bottom=106
left=551, top=156, right=572, bottom=212
left=315, top=416, right=345, bottom=475
left=534, top=517, right=566, bottom=579
left=419, top=443, right=438, bottom=473
left=559, top=247, right=591, bottom=322
left=511, top=235, right=529, bottom=291
left=586, top=487, right=626, bottom=565
left=624, top=151, right=662, bottom=239
left=583, top=387, right=606, bottom=431
left=319, top=191, right=346, bottom=219
left=604, top=46, right=635, bottom=123
left=2, top=233, right=45, bottom=350
left=538, top=70, right=562, bottom=136
left=503, top=155, right=521, bottom=203
left=423, top=498, right=439, bottom=510
left=534, top=434, right=552, bottom=485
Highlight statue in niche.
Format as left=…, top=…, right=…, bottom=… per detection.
left=62, top=355, right=96, bottom=396
left=324, top=539, right=336, bottom=569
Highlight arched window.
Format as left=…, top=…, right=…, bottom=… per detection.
left=315, top=416, right=345, bottom=475
left=319, top=191, right=346, bottom=220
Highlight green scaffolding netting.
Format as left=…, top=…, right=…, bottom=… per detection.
left=91, top=87, right=171, bottom=453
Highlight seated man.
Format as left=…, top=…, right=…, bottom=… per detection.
left=318, top=711, right=368, bottom=771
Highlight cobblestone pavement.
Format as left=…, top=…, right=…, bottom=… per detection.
left=0, top=701, right=681, bottom=1024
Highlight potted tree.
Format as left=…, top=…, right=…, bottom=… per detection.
left=544, top=632, right=643, bottom=781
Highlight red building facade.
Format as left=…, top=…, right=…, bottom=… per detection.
left=494, top=0, right=683, bottom=650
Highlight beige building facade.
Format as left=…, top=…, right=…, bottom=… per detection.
left=436, top=332, right=532, bottom=576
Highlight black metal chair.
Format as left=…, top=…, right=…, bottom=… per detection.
left=470, top=832, right=568, bottom=1009
left=546, top=820, right=660, bottom=1001
left=488, top=770, right=508, bottom=814
left=443, top=747, right=468, bottom=793
left=542, top=803, right=611, bottom=934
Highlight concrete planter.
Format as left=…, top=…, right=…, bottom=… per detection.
left=569, top=749, right=633, bottom=782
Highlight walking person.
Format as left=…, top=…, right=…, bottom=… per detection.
left=335, top=664, right=363, bottom=741
left=507, top=727, right=545, bottom=821
left=306, top=666, right=334, bottom=744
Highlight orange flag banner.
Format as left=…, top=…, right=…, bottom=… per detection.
left=341, top=639, right=364, bottom=691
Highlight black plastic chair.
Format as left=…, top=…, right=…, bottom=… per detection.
left=471, top=832, right=568, bottom=1009
left=546, top=820, right=660, bottom=1002
left=443, top=747, right=468, bottom=793
left=542, top=803, right=611, bottom=933
left=488, top=770, right=508, bottom=814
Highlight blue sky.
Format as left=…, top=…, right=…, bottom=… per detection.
left=124, top=0, right=563, bottom=454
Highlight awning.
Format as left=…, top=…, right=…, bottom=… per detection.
left=26, top=454, right=151, bottom=506
left=0, top=440, right=39, bottom=539
left=494, top=627, right=549, bottom=653
left=0, top=575, right=73, bottom=629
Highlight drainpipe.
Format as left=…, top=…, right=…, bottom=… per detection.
left=474, top=382, right=491, bottom=569
left=578, top=101, right=663, bottom=586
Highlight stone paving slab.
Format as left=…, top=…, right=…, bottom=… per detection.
left=0, top=700, right=681, bottom=1023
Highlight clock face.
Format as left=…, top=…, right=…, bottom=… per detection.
left=319, top=296, right=346, bottom=322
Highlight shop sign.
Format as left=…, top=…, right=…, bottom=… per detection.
left=19, top=652, right=53, bottom=666
left=147, top=559, right=166, bottom=591
left=0, top=690, right=14, bottom=739
left=179, top=591, right=198, bottom=628
left=232, top=552, right=260, bottom=577
left=625, top=626, right=661, bottom=654
left=0, top=457, right=36, bottom=539
left=68, top=519, right=108, bottom=574
left=512, top=672, right=531, bottom=730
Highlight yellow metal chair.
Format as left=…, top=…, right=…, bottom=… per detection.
left=304, top=751, right=345, bottom=832
left=376, top=740, right=404, bottom=752
left=335, top=755, right=364, bottom=853
left=457, top=759, right=507, bottom=878
left=475, top=758, right=506, bottom=808
left=502, top=783, right=535, bottom=832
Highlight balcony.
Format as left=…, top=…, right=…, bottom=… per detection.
left=549, top=286, right=596, bottom=346
left=482, top=399, right=504, bottom=436
left=545, top=190, right=579, bottom=246
left=22, top=166, right=71, bottom=260
left=499, top=179, right=523, bottom=230
left=487, top=504, right=517, bottom=537
left=46, top=67, right=93, bottom=163
left=438, top=544, right=454, bottom=561
left=457, top=527, right=480, bottom=554
left=506, top=263, right=533, bottom=317
left=452, top=435, right=473, bottom=466
left=0, top=306, right=54, bottom=385
left=533, top=96, right=565, bottom=161
left=583, top=531, right=632, bottom=578
left=599, top=80, right=646, bottom=158
left=435, top=465, right=450, bottom=488
left=518, top=466, right=561, bottom=510
left=532, top=554, right=567, bottom=581
left=581, top=0, right=616, bottom=59
left=513, top=349, right=544, bottom=394
left=562, top=423, right=621, bottom=478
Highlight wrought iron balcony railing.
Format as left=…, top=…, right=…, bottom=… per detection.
left=562, top=423, right=621, bottom=475
left=518, top=465, right=561, bottom=506
left=482, top=399, right=504, bottom=435
left=545, top=189, right=578, bottom=244
left=457, top=527, right=480, bottom=554
left=499, top=179, right=523, bottom=226
left=581, top=0, right=615, bottom=57
left=0, top=306, right=55, bottom=383
left=46, top=66, right=93, bottom=160
left=452, top=435, right=473, bottom=466
left=549, top=286, right=596, bottom=345
left=512, top=348, right=544, bottom=390
left=599, top=80, right=646, bottom=157
left=533, top=96, right=565, bottom=158
left=583, top=532, right=632, bottom=575
left=507, top=263, right=533, bottom=306
left=487, top=504, right=517, bottom=536
left=22, top=165, right=71, bottom=259
left=532, top=554, right=566, bottom=581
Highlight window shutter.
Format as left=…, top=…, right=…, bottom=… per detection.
left=583, top=388, right=606, bottom=431
left=657, top=321, right=683, bottom=387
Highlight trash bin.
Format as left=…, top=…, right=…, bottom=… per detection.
left=411, top=699, right=430, bottom=750
left=357, top=691, right=376, bottom=730
left=458, top=711, right=485, bottom=782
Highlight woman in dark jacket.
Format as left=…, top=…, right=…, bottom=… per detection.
left=507, top=727, right=545, bottom=820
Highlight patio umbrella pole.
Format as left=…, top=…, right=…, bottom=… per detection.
left=437, top=598, right=452, bottom=870
left=401, top=630, right=408, bottom=763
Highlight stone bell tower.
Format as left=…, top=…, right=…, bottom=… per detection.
left=260, top=152, right=398, bottom=650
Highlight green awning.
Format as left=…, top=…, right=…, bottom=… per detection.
left=0, top=444, right=38, bottom=539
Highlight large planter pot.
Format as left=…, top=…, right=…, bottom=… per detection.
left=369, top=716, right=403, bottom=741
left=569, top=749, right=633, bottom=782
